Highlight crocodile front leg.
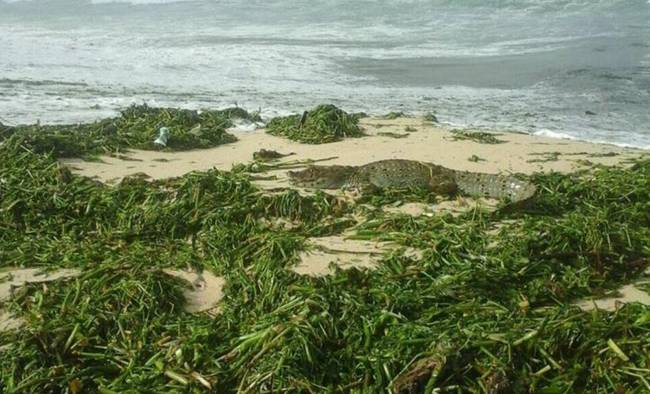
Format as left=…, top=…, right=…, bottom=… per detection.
left=427, top=173, right=458, bottom=195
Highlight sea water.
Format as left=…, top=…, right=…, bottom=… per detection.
left=0, top=0, right=648, bottom=148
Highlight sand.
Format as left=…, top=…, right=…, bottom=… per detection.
left=575, top=282, right=650, bottom=312
left=61, top=117, right=643, bottom=186
left=163, top=269, right=225, bottom=314
left=293, top=236, right=422, bottom=277
left=0, top=268, right=81, bottom=302
left=57, top=116, right=649, bottom=304
left=0, top=268, right=80, bottom=332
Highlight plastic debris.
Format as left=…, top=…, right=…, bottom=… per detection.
left=154, top=127, right=170, bottom=147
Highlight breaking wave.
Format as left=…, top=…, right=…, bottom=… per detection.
left=0, top=0, right=648, bottom=148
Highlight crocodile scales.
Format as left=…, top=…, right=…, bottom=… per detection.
left=288, top=159, right=536, bottom=202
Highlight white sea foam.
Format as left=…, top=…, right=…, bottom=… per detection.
left=533, top=129, right=578, bottom=141
left=534, top=130, right=650, bottom=150
left=90, top=0, right=193, bottom=4
left=0, top=0, right=647, bottom=148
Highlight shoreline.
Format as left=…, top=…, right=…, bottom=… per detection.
left=5, top=107, right=650, bottom=151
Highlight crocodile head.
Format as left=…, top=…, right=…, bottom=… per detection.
left=287, top=165, right=356, bottom=189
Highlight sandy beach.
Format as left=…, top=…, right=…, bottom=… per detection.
left=62, top=117, right=643, bottom=186
left=0, top=117, right=633, bottom=305
left=2, top=111, right=649, bottom=391
left=58, top=117, right=648, bottom=295
left=4, top=0, right=650, bottom=389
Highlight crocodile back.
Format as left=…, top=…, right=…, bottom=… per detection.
left=452, top=171, right=536, bottom=202
left=348, top=160, right=457, bottom=194
left=288, top=165, right=356, bottom=189
left=289, top=160, right=536, bottom=202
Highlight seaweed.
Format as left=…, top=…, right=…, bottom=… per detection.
left=589, top=151, right=619, bottom=158
left=266, top=104, right=364, bottom=144
left=0, top=121, right=13, bottom=138
left=1, top=122, right=650, bottom=392
left=468, top=154, right=486, bottom=162
left=527, top=151, right=561, bottom=163
left=423, top=112, right=439, bottom=123
left=351, top=111, right=368, bottom=120
left=0, top=104, right=262, bottom=158
left=377, top=131, right=409, bottom=139
left=217, top=106, right=263, bottom=122
left=252, top=149, right=294, bottom=162
left=115, top=104, right=238, bottom=150
left=449, top=129, right=506, bottom=144
left=384, top=111, right=407, bottom=119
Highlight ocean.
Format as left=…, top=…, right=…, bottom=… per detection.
left=1, top=0, right=649, bottom=148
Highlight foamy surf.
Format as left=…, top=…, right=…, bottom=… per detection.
left=533, top=130, right=579, bottom=141
left=0, top=0, right=648, bottom=148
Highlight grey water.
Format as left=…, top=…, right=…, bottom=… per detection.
left=1, top=0, right=649, bottom=148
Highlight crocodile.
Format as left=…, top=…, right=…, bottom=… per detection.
left=287, top=159, right=536, bottom=202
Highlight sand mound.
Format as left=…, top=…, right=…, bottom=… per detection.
left=163, top=269, right=225, bottom=314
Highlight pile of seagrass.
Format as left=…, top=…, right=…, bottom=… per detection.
left=0, top=105, right=649, bottom=392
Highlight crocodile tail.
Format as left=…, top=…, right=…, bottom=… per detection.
left=452, top=171, right=536, bottom=202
